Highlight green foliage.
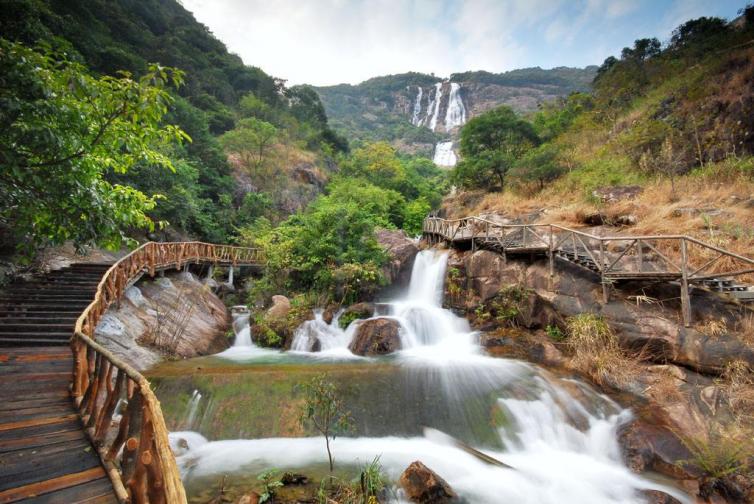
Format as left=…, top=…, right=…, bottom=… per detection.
left=511, top=144, right=566, bottom=190
left=257, top=469, right=284, bottom=503
left=545, top=324, right=565, bottom=342
left=453, top=106, right=540, bottom=190
left=679, top=426, right=749, bottom=479
left=532, top=92, right=593, bottom=141
left=0, top=39, right=188, bottom=253
left=402, top=198, right=431, bottom=236
left=219, top=117, right=277, bottom=170
left=358, top=456, right=386, bottom=503
left=299, top=373, right=354, bottom=472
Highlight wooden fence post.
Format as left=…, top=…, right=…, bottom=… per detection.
left=680, top=238, right=692, bottom=327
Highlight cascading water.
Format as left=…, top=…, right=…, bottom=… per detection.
left=444, top=82, right=466, bottom=130
left=182, top=389, right=202, bottom=430
left=165, top=250, right=688, bottom=503
left=432, top=140, right=457, bottom=167
left=427, top=82, right=443, bottom=132
left=410, top=86, right=423, bottom=126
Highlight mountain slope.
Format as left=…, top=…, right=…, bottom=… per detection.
left=314, top=66, right=597, bottom=162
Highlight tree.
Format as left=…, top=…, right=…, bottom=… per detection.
left=299, top=373, right=353, bottom=472
left=621, top=38, right=661, bottom=61
left=453, top=106, right=539, bottom=190
left=511, top=144, right=566, bottom=190
left=341, top=142, right=406, bottom=191
left=219, top=117, right=277, bottom=171
left=0, top=39, right=189, bottom=254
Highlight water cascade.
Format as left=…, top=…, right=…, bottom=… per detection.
left=163, top=250, right=688, bottom=503
left=182, top=389, right=202, bottom=430
left=432, top=141, right=457, bottom=167
left=444, top=82, right=466, bottom=130
left=427, top=82, right=443, bottom=131
left=410, top=86, right=423, bottom=126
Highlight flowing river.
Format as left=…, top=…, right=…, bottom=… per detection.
left=149, top=251, right=688, bottom=503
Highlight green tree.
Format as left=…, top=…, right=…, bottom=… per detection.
left=511, top=144, right=566, bottom=190
left=453, top=106, right=539, bottom=190
left=219, top=117, right=278, bottom=171
left=341, top=142, right=406, bottom=191
left=299, top=374, right=353, bottom=472
left=0, top=39, right=188, bottom=253
left=403, top=197, right=431, bottom=236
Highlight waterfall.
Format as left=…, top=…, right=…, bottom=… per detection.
left=428, top=82, right=443, bottom=131
left=231, top=311, right=252, bottom=347
left=432, top=141, right=457, bottom=167
left=173, top=249, right=688, bottom=503
left=411, top=86, right=423, bottom=126
left=183, top=389, right=202, bottom=430
left=444, top=82, right=466, bottom=130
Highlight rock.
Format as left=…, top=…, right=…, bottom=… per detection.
left=293, top=162, right=326, bottom=188
left=349, top=317, right=402, bottom=356
left=94, top=272, right=231, bottom=371
left=617, top=419, right=696, bottom=480
left=671, top=207, right=723, bottom=218
left=614, top=214, right=637, bottom=226
left=266, top=295, right=291, bottom=319
left=280, top=472, right=309, bottom=485
left=376, top=228, right=419, bottom=285
left=340, top=302, right=374, bottom=325
left=464, top=250, right=525, bottom=302
left=236, top=493, right=260, bottom=504
left=592, top=185, right=643, bottom=203
left=640, top=489, right=683, bottom=504
left=399, top=461, right=457, bottom=503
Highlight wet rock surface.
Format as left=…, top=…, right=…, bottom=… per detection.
left=376, top=228, right=419, bottom=285
left=348, top=317, right=402, bottom=356
left=399, top=461, right=458, bottom=503
left=94, top=271, right=230, bottom=371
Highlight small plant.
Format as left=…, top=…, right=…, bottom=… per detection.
left=446, top=267, right=464, bottom=298
left=545, top=324, right=565, bottom=341
left=358, top=456, right=386, bottom=503
left=339, top=311, right=361, bottom=330
left=678, top=425, right=750, bottom=481
left=300, top=374, right=354, bottom=472
left=257, top=468, right=284, bottom=503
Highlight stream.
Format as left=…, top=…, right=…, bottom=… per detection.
left=149, top=250, right=689, bottom=503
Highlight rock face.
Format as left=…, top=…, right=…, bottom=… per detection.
left=399, top=461, right=457, bottom=503
left=266, top=295, right=291, bottom=319
left=94, top=272, right=230, bottom=371
left=592, top=185, right=643, bottom=203
left=375, top=228, right=419, bottom=285
left=348, top=317, right=402, bottom=356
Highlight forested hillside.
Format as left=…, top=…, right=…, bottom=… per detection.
left=1, top=0, right=347, bottom=251
left=314, top=66, right=596, bottom=156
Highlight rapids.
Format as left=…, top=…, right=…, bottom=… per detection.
left=155, top=250, right=689, bottom=503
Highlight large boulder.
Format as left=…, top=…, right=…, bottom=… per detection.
left=349, top=317, right=402, bottom=356
left=464, top=250, right=526, bottom=302
left=376, top=229, right=418, bottom=285
left=266, top=295, right=291, bottom=319
left=399, top=461, right=457, bottom=503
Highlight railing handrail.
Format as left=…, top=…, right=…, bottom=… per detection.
left=422, top=215, right=754, bottom=273
left=70, top=241, right=263, bottom=504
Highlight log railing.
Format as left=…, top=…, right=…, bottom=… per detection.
left=423, top=216, right=754, bottom=326
left=71, top=242, right=263, bottom=504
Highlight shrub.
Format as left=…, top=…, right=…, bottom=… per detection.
left=566, top=313, right=637, bottom=386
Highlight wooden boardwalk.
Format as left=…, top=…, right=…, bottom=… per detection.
left=424, top=215, right=754, bottom=326
left=0, top=263, right=118, bottom=503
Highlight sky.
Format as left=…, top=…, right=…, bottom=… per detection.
left=180, top=0, right=745, bottom=86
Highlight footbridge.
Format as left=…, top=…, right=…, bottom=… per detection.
left=423, top=215, right=754, bottom=326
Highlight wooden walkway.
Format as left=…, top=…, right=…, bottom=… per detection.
left=0, top=263, right=118, bottom=503
left=424, top=216, right=754, bottom=326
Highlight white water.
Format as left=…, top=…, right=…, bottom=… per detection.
left=444, top=82, right=466, bottom=130
left=183, top=390, right=202, bottom=430
left=410, top=86, right=423, bottom=126
left=432, top=140, right=457, bottom=167
left=427, top=82, right=443, bottom=131
left=173, top=251, right=688, bottom=503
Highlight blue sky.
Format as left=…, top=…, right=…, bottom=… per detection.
left=181, top=0, right=745, bottom=86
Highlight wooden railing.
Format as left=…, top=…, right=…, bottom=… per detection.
left=70, top=242, right=263, bottom=504
left=424, top=216, right=754, bottom=326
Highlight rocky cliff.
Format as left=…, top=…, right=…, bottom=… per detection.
left=315, top=66, right=597, bottom=163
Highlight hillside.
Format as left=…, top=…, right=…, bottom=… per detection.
left=314, top=66, right=596, bottom=162
left=1, top=0, right=345, bottom=250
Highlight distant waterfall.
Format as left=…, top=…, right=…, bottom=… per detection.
left=428, top=82, right=443, bottom=131
left=433, top=141, right=457, bottom=167
left=444, top=83, right=466, bottom=130
left=411, top=86, right=423, bottom=126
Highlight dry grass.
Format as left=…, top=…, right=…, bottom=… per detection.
left=565, top=313, right=642, bottom=387
left=719, top=360, right=754, bottom=425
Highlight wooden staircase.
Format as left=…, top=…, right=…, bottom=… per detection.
left=0, top=263, right=118, bottom=503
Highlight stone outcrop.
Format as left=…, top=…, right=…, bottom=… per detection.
left=592, top=185, right=643, bottom=203
left=348, top=317, right=402, bottom=356
left=266, top=295, right=291, bottom=319
left=448, top=249, right=754, bottom=374
left=94, top=272, right=230, bottom=371
left=376, top=228, right=418, bottom=285
left=399, top=461, right=457, bottom=503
